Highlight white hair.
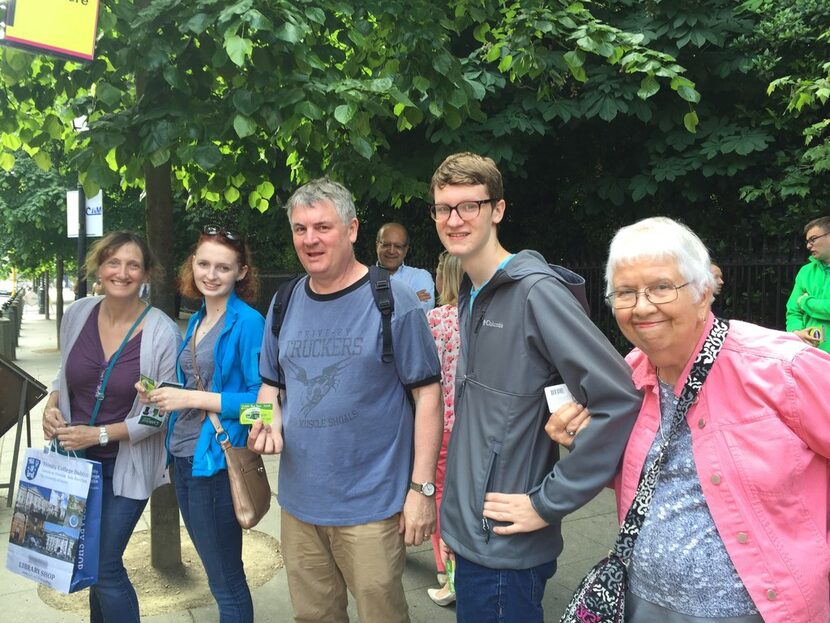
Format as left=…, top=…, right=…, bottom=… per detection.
left=605, top=217, right=715, bottom=303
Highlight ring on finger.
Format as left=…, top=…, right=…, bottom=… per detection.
left=567, top=430, right=576, bottom=437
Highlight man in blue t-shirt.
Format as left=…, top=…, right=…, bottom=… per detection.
left=376, top=222, right=435, bottom=313
left=249, top=177, right=443, bottom=623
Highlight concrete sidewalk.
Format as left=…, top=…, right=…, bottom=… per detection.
left=0, top=303, right=618, bottom=622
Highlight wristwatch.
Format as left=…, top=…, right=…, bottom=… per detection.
left=98, top=426, right=109, bottom=447
left=409, top=481, right=436, bottom=497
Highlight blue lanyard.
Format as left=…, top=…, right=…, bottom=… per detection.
left=89, top=304, right=152, bottom=426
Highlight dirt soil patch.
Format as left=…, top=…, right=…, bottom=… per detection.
left=38, top=528, right=282, bottom=616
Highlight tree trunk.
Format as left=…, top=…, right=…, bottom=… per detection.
left=144, top=158, right=182, bottom=569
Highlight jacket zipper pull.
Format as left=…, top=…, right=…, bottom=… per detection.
left=474, top=310, right=486, bottom=334
left=482, top=516, right=491, bottom=543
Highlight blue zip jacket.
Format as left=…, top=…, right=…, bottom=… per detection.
left=166, top=291, right=265, bottom=477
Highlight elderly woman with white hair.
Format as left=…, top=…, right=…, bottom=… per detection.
left=549, top=217, right=830, bottom=623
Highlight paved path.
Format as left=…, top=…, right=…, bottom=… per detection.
left=0, top=303, right=618, bottom=621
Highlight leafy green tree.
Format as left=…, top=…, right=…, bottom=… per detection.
left=739, top=0, right=830, bottom=225
left=0, top=156, right=76, bottom=274
left=0, top=0, right=697, bottom=240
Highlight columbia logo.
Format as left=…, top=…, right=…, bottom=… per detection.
left=482, top=319, right=504, bottom=329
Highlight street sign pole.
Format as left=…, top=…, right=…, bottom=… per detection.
left=76, top=185, right=87, bottom=299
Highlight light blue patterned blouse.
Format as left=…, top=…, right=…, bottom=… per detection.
left=627, top=379, right=759, bottom=618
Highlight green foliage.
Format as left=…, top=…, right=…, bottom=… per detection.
left=0, top=155, right=143, bottom=273
left=1, top=0, right=824, bottom=273
left=0, top=0, right=695, bottom=215
left=740, top=0, right=830, bottom=218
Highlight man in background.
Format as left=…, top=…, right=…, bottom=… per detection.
left=786, top=216, right=830, bottom=352
left=376, top=222, right=435, bottom=312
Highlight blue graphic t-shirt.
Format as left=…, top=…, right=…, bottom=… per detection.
left=260, top=273, right=441, bottom=525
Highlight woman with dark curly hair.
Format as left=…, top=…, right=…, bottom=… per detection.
left=139, top=225, right=264, bottom=622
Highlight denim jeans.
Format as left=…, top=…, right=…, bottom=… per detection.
left=173, top=455, right=253, bottom=623
left=454, top=554, right=557, bottom=623
left=89, top=458, right=147, bottom=623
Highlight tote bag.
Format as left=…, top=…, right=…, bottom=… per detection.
left=6, top=447, right=102, bottom=593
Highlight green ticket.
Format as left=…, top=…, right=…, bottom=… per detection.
left=240, top=403, right=273, bottom=425
left=139, top=374, right=156, bottom=392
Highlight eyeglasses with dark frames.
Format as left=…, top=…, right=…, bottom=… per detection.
left=806, top=231, right=830, bottom=246
left=202, top=224, right=243, bottom=244
left=429, top=198, right=499, bottom=222
left=605, top=282, right=690, bottom=310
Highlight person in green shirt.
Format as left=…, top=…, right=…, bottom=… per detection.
left=786, top=216, right=830, bottom=352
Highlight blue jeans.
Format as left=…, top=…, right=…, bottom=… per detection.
left=455, top=554, right=557, bottom=623
left=173, top=456, right=253, bottom=623
left=90, top=458, right=147, bottom=623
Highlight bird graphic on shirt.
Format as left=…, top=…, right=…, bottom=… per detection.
left=283, top=357, right=351, bottom=417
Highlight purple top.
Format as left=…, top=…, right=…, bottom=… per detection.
left=66, top=302, right=142, bottom=460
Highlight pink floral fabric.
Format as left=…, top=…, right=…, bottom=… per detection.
left=427, top=304, right=460, bottom=432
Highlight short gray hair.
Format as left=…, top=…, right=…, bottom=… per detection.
left=605, top=217, right=715, bottom=303
left=284, top=177, right=356, bottom=226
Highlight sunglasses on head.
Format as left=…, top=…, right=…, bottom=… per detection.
left=202, top=224, right=242, bottom=243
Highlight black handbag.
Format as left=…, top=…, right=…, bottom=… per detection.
left=559, top=317, right=729, bottom=623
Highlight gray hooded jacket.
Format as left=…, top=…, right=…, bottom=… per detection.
left=440, top=250, right=642, bottom=569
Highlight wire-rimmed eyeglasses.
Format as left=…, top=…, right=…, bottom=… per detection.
left=605, top=282, right=690, bottom=309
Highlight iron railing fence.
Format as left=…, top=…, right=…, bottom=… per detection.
left=252, top=233, right=812, bottom=355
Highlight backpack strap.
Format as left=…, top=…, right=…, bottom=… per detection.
left=368, top=265, right=394, bottom=363
left=271, top=269, right=396, bottom=364
left=270, top=275, right=303, bottom=338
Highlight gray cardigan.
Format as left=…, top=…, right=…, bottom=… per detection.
left=51, top=296, right=182, bottom=499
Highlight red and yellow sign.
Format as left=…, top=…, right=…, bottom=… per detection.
left=2, top=0, right=101, bottom=61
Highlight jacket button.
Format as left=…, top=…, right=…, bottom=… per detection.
left=711, top=474, right=722, bottom=485
left=697, top=418, right=706, bottom=429
left=766, top=589, right=777, bottom=600
left=736, top=532, right=748, bottom=544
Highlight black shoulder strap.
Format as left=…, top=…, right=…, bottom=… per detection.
left=368, top=265, right=394, bottom=363
left=271, top=269, right=396, bottom=364
left=271, top=275, right=303, bottom=337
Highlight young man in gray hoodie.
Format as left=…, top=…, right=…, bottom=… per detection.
left=429, top=152, right=642, bottom=622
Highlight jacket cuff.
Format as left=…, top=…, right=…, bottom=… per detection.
left=527, top=484, right=558, bottom=525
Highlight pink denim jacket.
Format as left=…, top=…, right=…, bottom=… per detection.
left=616, top=314, right=830, bottom=623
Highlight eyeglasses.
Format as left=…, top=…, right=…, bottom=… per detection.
left=377, top=241, right=407, bottom=252
left=606, top=282, right=690, bottom=309
left=429, top=199, right=498, bottom=222
left=203, top=224, right=242, bottom=243
left=806, top=231, right=830, bottom=246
